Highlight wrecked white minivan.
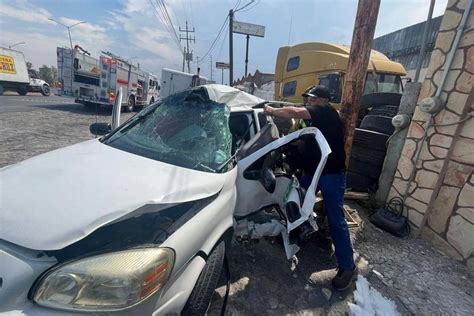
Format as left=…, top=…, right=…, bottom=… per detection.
left=0, top=85, right=329, bottom=315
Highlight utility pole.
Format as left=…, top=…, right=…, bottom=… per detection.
left=210, top=55, right=213, bottom=81
left=182, top=47, right=186, bottom=72
left=339, top=0, right=381, bottom=166
left=229, top=9, right=234, bottom=86
left=244, top=34, right=250, bottom=77
left=180, top=20, right=195, bottom=73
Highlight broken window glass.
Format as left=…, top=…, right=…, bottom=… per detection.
left=103, top=90, right=232, bottom=173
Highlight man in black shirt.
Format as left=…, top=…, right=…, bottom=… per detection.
left=264, top=85, right=356, bottom=290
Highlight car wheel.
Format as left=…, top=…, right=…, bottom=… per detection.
left=360, top=115, right=395, bottom=135
left=123, top=96, right=134, bottom=112
left=41, top=84, right=50, bottom=96
left=182, top=241, right=225, bottom=316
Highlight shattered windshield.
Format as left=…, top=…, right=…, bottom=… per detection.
left=103, top=89, right=232, bottom=173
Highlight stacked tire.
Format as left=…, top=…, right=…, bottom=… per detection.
left=346, top=128, right=390, bottom=192
left=346, top=93, right=401, bottom=192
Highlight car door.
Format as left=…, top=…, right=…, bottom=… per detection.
left=234, top=126, right=331, bottom=258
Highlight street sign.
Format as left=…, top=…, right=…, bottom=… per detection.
left=232, top=21, right=265, bottom=38
left=216, top=62, right=230, bottom=69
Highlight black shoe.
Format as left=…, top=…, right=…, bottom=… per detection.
left=331, top=267, right=357, bottom=291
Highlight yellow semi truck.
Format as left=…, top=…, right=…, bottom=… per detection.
left=274, top=42, right=406, bottom=108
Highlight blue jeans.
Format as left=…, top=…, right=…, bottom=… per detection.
left=301, top=171, right=355, bottom=270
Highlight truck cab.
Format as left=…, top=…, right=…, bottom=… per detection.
left=274, top=42, right=406, bottom=108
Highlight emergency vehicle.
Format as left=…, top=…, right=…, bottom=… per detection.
left=97, top=52, right=160, bottom=112
left=57, top=46, right=100, bottom=100
left=57, top=47, right=159, bottom=112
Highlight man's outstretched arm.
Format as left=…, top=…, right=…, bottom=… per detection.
left=264, top=105, right=311, bottom=120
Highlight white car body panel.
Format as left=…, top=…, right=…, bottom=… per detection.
left=235, top=127, right=330, bottom=222
left=0, top=84, right=331, bottom=315
left=0, top=139, right=227, bottom=251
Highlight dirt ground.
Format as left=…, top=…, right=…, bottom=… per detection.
left=1, top=104, right=473, bottom=315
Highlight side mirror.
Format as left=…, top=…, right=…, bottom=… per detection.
left=90, top=122, right=111, bottom=135
left=111, top=87, right=123, bottom=130
left=260, top=168, right=276, bottom=193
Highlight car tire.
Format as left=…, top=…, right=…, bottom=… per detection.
left=123, top=96, right=134, bottom=112
left=351, top=145, right=386, bottom=166
left=353, top=128, right=390, bottom=150
left=41, top=84, right=50, bottom=96
left=360, top=115, right=395, bottom=135
left=182, top=241, right=225, bottom=316
left=348, top=157, right=384, bottom=179
left=368, top=105, right=399, bottom=118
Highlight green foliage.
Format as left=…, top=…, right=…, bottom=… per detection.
left=38, top=65, right=58, bottom=85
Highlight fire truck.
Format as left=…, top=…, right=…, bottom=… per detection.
left=57, top=46, right=100, bottom=100
left=96, top=51, right=160, bottom=112
left=57, top=47, right=160, bottom=112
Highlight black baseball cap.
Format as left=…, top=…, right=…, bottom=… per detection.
left=302, top=85, right=331, bottom=99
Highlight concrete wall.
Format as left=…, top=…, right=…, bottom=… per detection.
left=388, top=0, right=473, bottom=271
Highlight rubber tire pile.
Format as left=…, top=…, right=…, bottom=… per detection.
left=346, top=94, right=401, bottom=192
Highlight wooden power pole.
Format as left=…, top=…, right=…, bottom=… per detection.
left=340, top=0, right=381, bottom=166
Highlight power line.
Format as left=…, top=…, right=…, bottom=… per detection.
left=199, top=14, right=229, bottom=62
left=235, top=0, right=254, bottom=12
left=216, top=24, right=229, bottom=60
left=239, top=0, right=260, bottom=12
left=149, top=0, right=183, bottom=53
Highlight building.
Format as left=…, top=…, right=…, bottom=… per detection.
left=373, top=15, right=443, bottom=81
left=233, top=70, right=274, bottom=88
left=384, top=1, right=473, bottom=273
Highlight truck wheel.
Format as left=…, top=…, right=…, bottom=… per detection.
left=123, top=96, right=135, bottom=112
left=17, top=87, right=28, bottom=96
left=182, top=241, right=225, bottom=316
left=41, top=84, right=50, bottom=96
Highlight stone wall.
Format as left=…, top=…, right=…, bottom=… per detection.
left=388, top=0, right=473, bottom=271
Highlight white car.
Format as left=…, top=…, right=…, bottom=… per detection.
left=0, top=84, right=330, bottom=315
left=27, top=69, right=50, bottom=96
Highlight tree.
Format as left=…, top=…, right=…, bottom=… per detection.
left=38, top=65, right=56, bottom=85
left=26, top=61, right=33, bottom=70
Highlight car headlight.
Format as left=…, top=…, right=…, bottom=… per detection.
left=32, top=248, right=174, bottom=312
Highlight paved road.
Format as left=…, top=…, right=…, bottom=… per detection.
left=0, top=94, right=77, bottom=113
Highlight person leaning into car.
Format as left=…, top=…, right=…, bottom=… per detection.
left=264, top=85, right=356, bottom=291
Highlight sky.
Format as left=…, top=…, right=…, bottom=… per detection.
left=0, top=0, right=448, bottom=84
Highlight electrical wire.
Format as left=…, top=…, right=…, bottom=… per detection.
left=238, top=0, right=260, bottom=12
left=149, top=0, right=183, bottom=53
left=235, top=0, right=254, bottom=12
left=216, top=24, right=229, bottom=61
left=199, top=14, right=229, bottom=62
left=432, top=113, right=473, bottom=127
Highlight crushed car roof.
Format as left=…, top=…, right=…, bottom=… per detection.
left=202, top=84, right=265, bottom=111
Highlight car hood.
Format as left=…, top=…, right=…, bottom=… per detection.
left=0, top=139, right=227, bottom=251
